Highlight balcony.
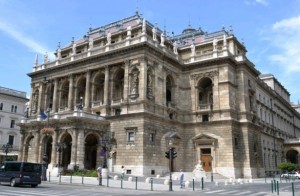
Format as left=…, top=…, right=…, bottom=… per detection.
left=198, top=103, right=212, bottom=111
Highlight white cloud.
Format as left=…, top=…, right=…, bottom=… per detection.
left=245, top=0, right=268, bottom=6
left=267, top=15, right=300, bottom=73
left=0, top=19, right=49, bottom=56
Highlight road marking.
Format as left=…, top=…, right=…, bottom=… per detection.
left=205, top=189, right=225, bottom=193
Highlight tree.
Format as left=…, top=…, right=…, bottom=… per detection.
left=277, top=162, right=299, bottom=172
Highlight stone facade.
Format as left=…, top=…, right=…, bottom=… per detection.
left=18, top=13, right=300, bottom=179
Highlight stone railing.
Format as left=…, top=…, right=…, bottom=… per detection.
left=198, top=103, right=212, bottom=111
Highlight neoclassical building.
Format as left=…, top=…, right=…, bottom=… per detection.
left=18, top=12, right=300, bottom=178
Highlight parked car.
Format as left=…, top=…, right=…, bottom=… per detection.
left=0, top=161, right=42, bottom=187
left=281, top=171, right=300, bottom=179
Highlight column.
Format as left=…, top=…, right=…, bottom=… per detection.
left=69, top=130, right=78, bottom=168
left=52, top=78, right=58, bottom=113
left=76, top=130, right=85, bottom=169
left=50, top=130, right=58, bottom=167
left=138, top=57, right=147, bottom=100
left=29, top=84, right=34, bottom=115
left=68, top=75, right=74, bottom=110
left=37, top=83, right=44, bottom=113
left=18, top=131, right=25, bottom=161
left=103, top=66, right=110, bottom=105
left=84, top=71, right=91, bottom=110
left=123, top=60, right=130, bottom=102
left=34, top=131, right=41, bottom=163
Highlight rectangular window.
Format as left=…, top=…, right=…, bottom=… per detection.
left=149, top=133, right=155, bottom=142
left=0, top=103, right=3, bottom=110
left=234, top=137, right=238, bottom=148
left=128, top=132, right=135, bottom=142
left=10, top=120, right=15, bottom=128
left=202, top=114, right=209, bottom=122
left=11, top=105, right=14, bottom=112
left=8, top=135, right=14, bottom=145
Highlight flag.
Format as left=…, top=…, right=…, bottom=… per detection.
left=40, top=109, right=47, bottom=120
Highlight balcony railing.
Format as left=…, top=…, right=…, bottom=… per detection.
left=198, top=103, right=212, bottom=111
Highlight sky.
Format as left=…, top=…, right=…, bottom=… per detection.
left=0, top=0, right=300, bottom=104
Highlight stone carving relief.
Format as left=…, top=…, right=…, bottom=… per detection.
left=147, top=67, right=154, bottom=100
left=191, top=70, right=219, bottom=82
left=129, top=68, right=139, bottom=99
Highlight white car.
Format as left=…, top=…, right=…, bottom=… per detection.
left=281, top=172, right=300, bottom=179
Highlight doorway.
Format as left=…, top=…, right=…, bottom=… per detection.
left=201, top=148, right=212, bottom=172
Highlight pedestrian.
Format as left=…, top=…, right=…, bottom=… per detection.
left=121, top=165, right=125, bottom=179
left=97, top=166, right=102, bottom=180
left=179, top=169, right=184, bottom=188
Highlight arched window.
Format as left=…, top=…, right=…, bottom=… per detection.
left=93, top=73, right=105, bottom=104
left=166, top=75, right=173, bottom=105
left=113, top=69, right=124, bottom=101
left=197, top=77, right=213, bottom=110
left=60, top=81, right=69, bottom=110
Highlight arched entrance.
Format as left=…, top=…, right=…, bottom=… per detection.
left=85, top=134, right=98, bottom=169
left=61, top=133, right=72, bottom=169
left=286, top=150, right=299, bottom=164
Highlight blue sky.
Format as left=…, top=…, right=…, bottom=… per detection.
left=1, top=0, right=300, bottom=103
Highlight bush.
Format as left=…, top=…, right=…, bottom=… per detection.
left=277, top=162, right=299, bottom=172
left=63, top=169, right=97, bottom=177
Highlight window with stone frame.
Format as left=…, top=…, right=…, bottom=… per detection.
left=10, top=120, right=15, bottom=128
left=8, top=135, right=14, bottom=145
left=125, top=127, right=137, bottom=143
left=113, top=68, right=124, bottom=101
left=197, top=77, right=213, bottom=110
left=0, top=103, right=3, bottom=110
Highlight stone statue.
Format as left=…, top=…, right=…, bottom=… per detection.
left=173, top=41, right=178, bottom=54
left=160, top=33, right=165, bottom=46
left=213, top=39, right=218, bottom=50
left=88, top=37, right=94, bottom=49
left=43, top=52, right=48, bottom=63
left=127, top=26, right=132, bottom=37
left=191, top=44, right=195, bottom=56
left=107, top=32, right=111, bottom=44
left=131, top=71, right=139, bottom=94
left=152, top=27, right=157, bottom=41
left=193, top=160, right=206, bottom=180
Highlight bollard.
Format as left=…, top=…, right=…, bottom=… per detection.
left=135, top=177, right=138, bottom=190
left=99, top=176, right=102, bottom=186
left=201, top=177, right=204, bottom=190
left=48, top=172, right=51, bottom=182
left=82, top=174, right=84, bottom=184
left=151, top=178, right=153, bottom=191
left=271, top=180, right=273, bottom=193
left=276, top=181, right=279, bottom=195
left=70, top=173, right=72, bottom=184
left=107, top=176, right=109, bottom=187
left=273, top=179, right=276, bottom=192
left=192, top=179, right=194, bottom=191
left=121, top=178, right=123, bottom=189
left=292, top=182, right=295, bottom=196
left=59, top=172, right=61, bottom=184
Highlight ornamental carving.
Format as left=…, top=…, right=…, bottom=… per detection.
left=191, top=70, right=219, bottom=82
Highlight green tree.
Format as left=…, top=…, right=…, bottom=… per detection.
left=277, top=162, right=298, bottom=172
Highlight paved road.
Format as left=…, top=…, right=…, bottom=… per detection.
left=0, top=177, right=299, bottom=196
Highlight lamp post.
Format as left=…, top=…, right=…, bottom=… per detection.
left=78, top=96, right=83, bottom=110
left=56, top=142, right=67, bottom=169
left=101, top=136, right=111, bottom=178
left=2, top=143, right=12, bottom=162
left=41, top=75, right=53, bottom=181
left=168, top=139, right=173, bottom=191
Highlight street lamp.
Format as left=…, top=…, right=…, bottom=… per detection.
left=78, top=96, right=83, bottom=110
left=56, top=142, right=67, bottom=168
left=101, top=136, right=111, bottom=178
left=41, top=75, right=54, bottom=181
left=2, top=143, right=12, bottom=162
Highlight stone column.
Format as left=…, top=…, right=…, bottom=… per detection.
left=69, top=130, right=78, bottom=169
left=123, top=60, right=130, bottom=102
left=103, top=66, right=110, bottom=105
left=84, top=71, right=91, bottom=110
left=139, top=57, right=147, bottom=100
left=29, top=83, right=34, bottom=115
left=68, top=75, right=74, bottom=110
left=76, top=130, right=85, bottom=169
left=34, top=130, right=41, bottom=163
left=50, top=131, right=58, bottom=167
left=18, top=131, right=25, bottom=161
left=52, top=78, right=58, bottom=113
left=37, top=83, right=44, bottom=113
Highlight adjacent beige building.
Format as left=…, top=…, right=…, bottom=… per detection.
left=18, top=13, right=300, bottom=179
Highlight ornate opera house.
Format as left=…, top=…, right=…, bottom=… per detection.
left=18, top=12, right=300, bottom=179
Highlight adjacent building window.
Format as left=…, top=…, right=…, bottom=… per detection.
left=8, top=135, right=14, bottom=145
left=10, top=120, right=15, bottom=128
left=0, top=103, right=3, bottom=110
left=11, top=105, right=14, bottom=112
left=14, top=106, right=17, bottom=113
